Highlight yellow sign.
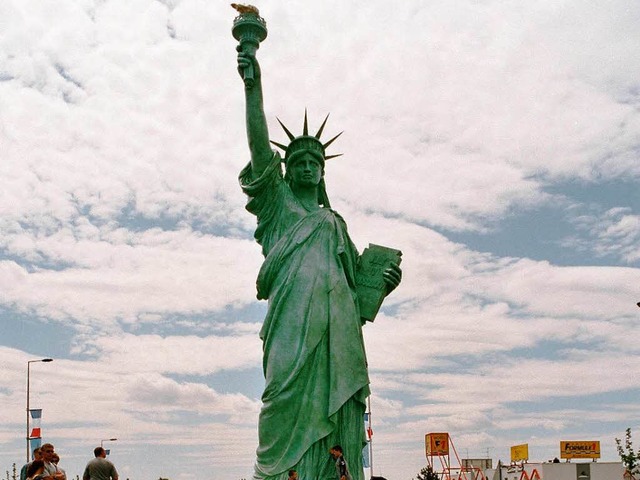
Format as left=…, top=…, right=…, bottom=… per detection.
left=425, top=433, right=449, bottom=456
left=560, top=441, right=601, bottom=459
left=510, top=443, right=529, bottom=462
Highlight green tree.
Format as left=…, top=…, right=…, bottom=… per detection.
left=616, top=428, right=640, bottom=479
left=414, top=465, right=440, bottom=480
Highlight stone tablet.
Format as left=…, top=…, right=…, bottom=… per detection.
left=356, top=244, right=402, bottom=322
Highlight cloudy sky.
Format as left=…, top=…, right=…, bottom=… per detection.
left=1, top=0, right=639, bottom=479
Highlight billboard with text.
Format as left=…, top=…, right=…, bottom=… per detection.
left=425, top=433, right=450, bottom=456
left=510, top=443, right=529, bottom=462
left=560, top=441, right=600, bottom=459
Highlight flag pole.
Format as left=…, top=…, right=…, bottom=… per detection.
left=368, top=395, right=374, bottom=478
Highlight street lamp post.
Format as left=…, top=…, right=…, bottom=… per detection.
left=26, top=358, right=53, bottom=462
left=101, top=438, right=118, bottom=453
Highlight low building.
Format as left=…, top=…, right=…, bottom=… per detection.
left=484, top=461, right=625, bottom=480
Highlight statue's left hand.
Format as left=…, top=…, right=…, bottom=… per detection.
left=383, top=263, right=402, bottom=295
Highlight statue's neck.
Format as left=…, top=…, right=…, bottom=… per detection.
left=291, top=184, right=320, bottom=211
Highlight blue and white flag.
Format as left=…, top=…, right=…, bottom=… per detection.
left=29, top=438, right=42, bottom=456
left=362, top=443, right=370, bottom=468
left=29, top=409, right=42, bottom=438
left=364, top=412, right=373, bottom=439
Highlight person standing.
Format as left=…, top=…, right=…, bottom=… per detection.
left=83, top=447, right=119, bottom=480
left=25, top=461, right=46, bottom=480
left=20, top=447, right=42, bottom=480
left=330, top=446, right=351, bottom=480
left=51, top=454, right=66, bottom=480
left=40, top=444, right=65, bottom=480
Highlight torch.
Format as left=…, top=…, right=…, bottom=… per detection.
left=231, top=4, right=268, bottom=89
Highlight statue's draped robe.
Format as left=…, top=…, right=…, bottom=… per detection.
left=240, top=153, right=369, bottom=480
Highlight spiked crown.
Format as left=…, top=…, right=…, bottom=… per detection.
left=270, top=110, right=343, bottom=164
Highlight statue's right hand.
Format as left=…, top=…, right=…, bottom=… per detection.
left=236, top=45, right=261, bottom=81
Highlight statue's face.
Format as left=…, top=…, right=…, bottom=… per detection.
left=288, top=152, right=324, bottom=187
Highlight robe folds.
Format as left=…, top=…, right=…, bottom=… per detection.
left=240, top=153, right=370, bottom=480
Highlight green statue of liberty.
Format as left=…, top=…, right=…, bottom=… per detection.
left=233, top=5, right=402, bottom=480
